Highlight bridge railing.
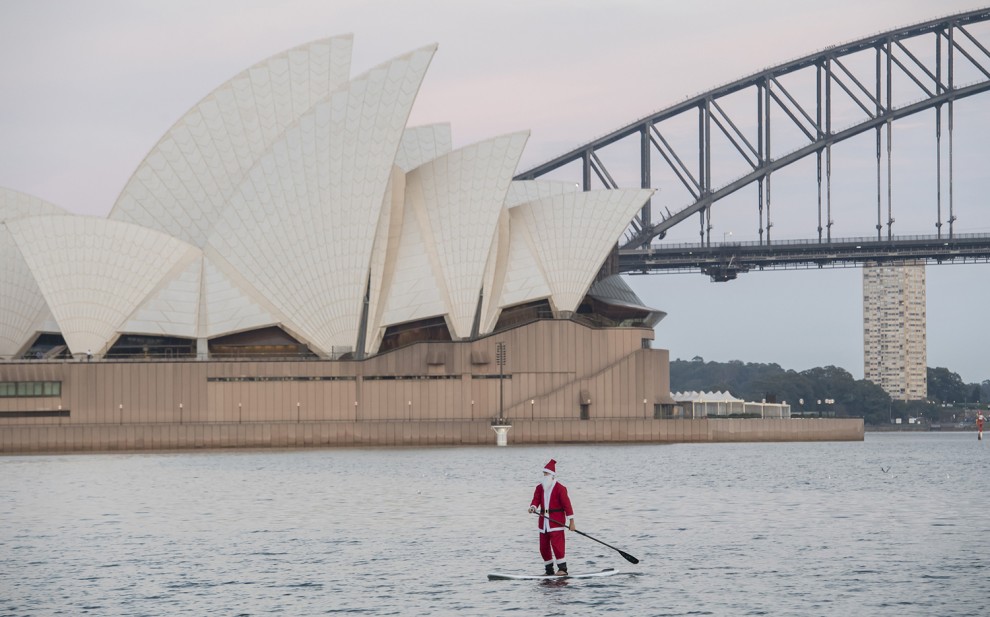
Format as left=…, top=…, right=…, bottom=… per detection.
left=630, top=232, right=990, bottom=251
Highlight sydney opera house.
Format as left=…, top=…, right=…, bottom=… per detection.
left=1, top=36, right=857, bottom=451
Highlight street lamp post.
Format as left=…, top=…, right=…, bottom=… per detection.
left=496, top=342, right=506, bottom=423
left=491, top=342, right=512, bottom=446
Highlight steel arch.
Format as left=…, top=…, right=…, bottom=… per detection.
left=514, top=8, right=990, bottom=250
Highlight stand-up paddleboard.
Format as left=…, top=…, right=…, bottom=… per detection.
left=487, top=568, right=619, bottom=581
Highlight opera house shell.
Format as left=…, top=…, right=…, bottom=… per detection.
left=0, top=36, right=682, bottom=452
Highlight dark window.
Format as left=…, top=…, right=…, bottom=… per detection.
left=0, top=410, right=69, bottom=418
left=654, top=403, right=674, bottom=419
left=0, top=381, right=61, bottom=398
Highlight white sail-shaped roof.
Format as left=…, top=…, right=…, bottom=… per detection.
left=479, top=180, right=581, bottom=332
left=401, top=131, right=529, bottom=338
left=104, top=251, right=284, bottom=341
left=121, top=255, right=203, bottom=337
left=206, top=45, right=437, bottom=355
left=0, top=188, right=66, bottom=219
left=504, top=179, right=580, bottom=208
left=109, top=36, right=354, bottom=247
left=199, top=254, right=281, bottom=338
left=479, top=205, right=555, bottom=333
left=393, top=124, right=453, bottom=172
left=364, top=125, right=454, bottom=354
left=506, top=188, right=655, bottom=314
left=365, top=169, right=405, bottom=355
left=6, top=216, right=200, bottom=355
left=0, top=189, right=67, bottom=357
left=0, top=39, right=663, bottom=362
left=364, top=124, right=452, bottom=353
left=478, top=208, right=510, bottom=335
left=373, top=186, right=449, bottom=346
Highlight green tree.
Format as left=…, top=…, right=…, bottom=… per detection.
left=845, top=380, right=891, bottom=424
left=927, top=367, right=967, bottom=404
left=670, top=359, right=895, bottom=423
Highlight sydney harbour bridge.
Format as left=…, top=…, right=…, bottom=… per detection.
left=516, top=8, right=990, bottom=282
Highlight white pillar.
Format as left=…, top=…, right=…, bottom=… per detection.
left=491, top=424, right=512, bottom=446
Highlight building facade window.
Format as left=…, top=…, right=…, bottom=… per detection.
left=0, top=381, right=62, bottom=397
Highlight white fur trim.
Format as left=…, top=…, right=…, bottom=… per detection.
left=540, top=480, right=557, bottom=531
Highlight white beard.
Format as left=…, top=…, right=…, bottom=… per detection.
left=541, top=475, right=554, bottom=491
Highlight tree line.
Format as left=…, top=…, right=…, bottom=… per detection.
left=670, top=357, right=988, bottom=425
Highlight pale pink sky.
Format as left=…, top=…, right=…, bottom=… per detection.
left=1, top=0, right=987, bottom=383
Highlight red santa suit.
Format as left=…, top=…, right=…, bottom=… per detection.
left=529, top=459, right=574, bottom=572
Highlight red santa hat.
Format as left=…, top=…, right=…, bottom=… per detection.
left=543, top=459, right=557, bottom=476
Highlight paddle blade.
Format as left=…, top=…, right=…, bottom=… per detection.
left=619, top=550, right=639, bottom=564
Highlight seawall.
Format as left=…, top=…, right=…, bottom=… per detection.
left=0, top=418, right=863, bottom=453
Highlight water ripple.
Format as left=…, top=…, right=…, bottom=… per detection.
left=1, top=434, right=987, bottom=615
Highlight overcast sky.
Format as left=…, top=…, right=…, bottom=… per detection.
left=1, top=0, right=988, bottom=383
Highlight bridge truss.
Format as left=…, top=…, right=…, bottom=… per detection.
left=515, top=8, right=990, bottom=276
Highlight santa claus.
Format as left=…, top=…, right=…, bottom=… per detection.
left=527, top=458, right=576, bottom=576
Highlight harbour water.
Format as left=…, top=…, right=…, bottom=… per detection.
left=1, top=433, right=986, bottom=616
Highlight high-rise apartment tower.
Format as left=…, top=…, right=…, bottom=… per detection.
left=862, top=261, right=927, bottom=401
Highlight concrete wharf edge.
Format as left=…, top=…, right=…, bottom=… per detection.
left=0, top=418, right=863, bottom=454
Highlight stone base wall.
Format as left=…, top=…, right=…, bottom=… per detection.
left=0, top=320, right=864, bottom=453
left=0, top=418, right=863, bottom=453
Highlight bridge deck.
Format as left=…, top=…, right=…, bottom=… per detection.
left=620, top=234, right=990, bottom=280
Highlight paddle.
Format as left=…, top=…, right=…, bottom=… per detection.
left=533, top=511, right=639, bottom=564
